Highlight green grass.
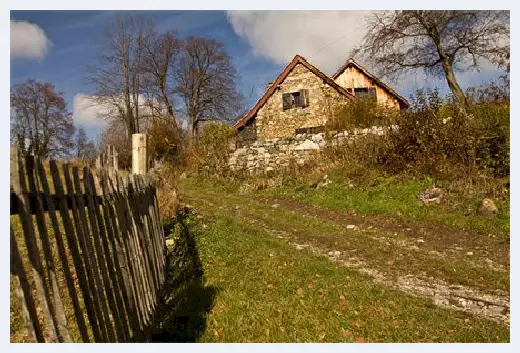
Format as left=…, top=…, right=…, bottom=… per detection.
left=180, top=179, right=509, bottom=294
left=178, top=207, right=509, bottom=342
left=255, top=171, right=509, bottom=238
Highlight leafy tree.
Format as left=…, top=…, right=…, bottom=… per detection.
left=10, top=78, right=75, bottom=159
left=355, top=10, right=510, bottom=107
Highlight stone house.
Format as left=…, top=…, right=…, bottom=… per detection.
left=233, top=55, right=356, bottom=147
left=332, top=58, right=409, bottom=110
left=233, top=55, right=408, bottom=147
left=228, top=55, right=408, bottom=173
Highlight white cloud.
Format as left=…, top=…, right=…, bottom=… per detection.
left=73, top=93, right=173, bottom=129
left=73, top=94, right=110, bottom=128
left=227, top=10, right=372, bottom=74
left=10, top=20, right=52, bottom=60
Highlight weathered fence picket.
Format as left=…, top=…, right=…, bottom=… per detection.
left=10, top=151, right=166, bottom=342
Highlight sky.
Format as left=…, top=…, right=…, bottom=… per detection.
left=10, top=10, right=508, bottom=140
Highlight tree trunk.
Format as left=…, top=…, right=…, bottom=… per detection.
left=441, top=59, right=467, bottom=108
left=188, top=114, right=195, bottom=147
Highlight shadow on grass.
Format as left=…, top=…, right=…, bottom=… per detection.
left=146, top=214, right=218, bottom=342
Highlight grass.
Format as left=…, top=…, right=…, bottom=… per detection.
left=172, top=198, right=509, bottom=342
left=256, top=170, right=510, bottom=238
left=179, top=178, right=509, bottom=295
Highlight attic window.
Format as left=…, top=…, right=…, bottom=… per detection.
left=354, top=87, right=377, bottom=100
left=283, top=89, right=309, bottom=110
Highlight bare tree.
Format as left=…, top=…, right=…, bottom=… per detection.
left=87, top=14, right=154, bottom=136
left=175, top=36, right=243, bottom=144
left=99, top=120, right=132, bottom=169
left=355, top=11, right=510, bottom=107
left=10, top=79, right=75, bottom=159
left=74, top=127, right=98, bottom=161
left=141, top=30, right=181, bottom=121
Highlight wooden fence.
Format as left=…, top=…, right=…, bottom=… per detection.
left=10, top=150, right=165, bottom=342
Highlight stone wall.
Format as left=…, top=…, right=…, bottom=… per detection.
left=255, top=63, right=350, bottom=141
left=229, top=126, right=393, bottom=173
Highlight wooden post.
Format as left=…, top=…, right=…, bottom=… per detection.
left=132, top=134, right=147, bottom=175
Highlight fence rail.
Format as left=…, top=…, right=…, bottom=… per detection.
left=10, top=150, right=165, bottom=342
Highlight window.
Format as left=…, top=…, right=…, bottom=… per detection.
left=353, top=87, right=377, bottom=101
left=282, top=89, right=309, bottom=110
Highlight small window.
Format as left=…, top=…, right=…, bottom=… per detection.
left=354, top=87, right=377, bottom=100
left=282, top=89, right=309, bottom=110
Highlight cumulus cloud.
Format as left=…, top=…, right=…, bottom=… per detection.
left=73, top=94, right=110, bottom=128
left=73, top=93, right=177, bottom=129
left=227, top=10, right=372, bottom=74
left=11, top=19, right=52, bottom=60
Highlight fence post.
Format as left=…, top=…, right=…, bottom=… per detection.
left=132, top=134, right=147, bottom=175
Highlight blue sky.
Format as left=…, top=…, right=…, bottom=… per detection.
left=10, top=10, right=507, bottom=140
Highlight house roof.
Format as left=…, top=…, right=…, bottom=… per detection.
left=233, top=55, right=356, bottom=130
left=332, top=58, right=409, bottom=109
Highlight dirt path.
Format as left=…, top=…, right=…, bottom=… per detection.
left=181, top=187, right=510, bottom=326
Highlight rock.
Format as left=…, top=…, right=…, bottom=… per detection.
left=294, top=139, right=320, bottom=150
left=346, top=225, right=357, bottom=230
left=417, top=239, right=425, bottom=243
left=477, top=198, right=498, bottom=217
left=311, top=175, right=332, bottom=189
left=334, top=251, right=341, bottom=256
left=272, top=204, right=280, bottom=208
left=418, top=187, right=443, bottom=205
left=466, top=251, right=474, bottom=256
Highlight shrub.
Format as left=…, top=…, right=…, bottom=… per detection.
left=146, top=117, right=186, bottom=168
left=187, top=121, right=236, bottom=179
left=323, top=86, right=509, bottom=195
left=326, top=99, right=399, bottom=132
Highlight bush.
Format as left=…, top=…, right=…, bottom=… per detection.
left=187, top=121, right=236, bottom=179
left=326, top=99, right=399, bottom=132
left=323, top=86, right=509, bottom=195
left=146, top=117, right=186, bottom=167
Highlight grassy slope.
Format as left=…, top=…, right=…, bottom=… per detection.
left=178, top=179, right=509, bottom=343
left=257, top=170, right=510, bottom=238
left=180, top=179, right=509, bottom=294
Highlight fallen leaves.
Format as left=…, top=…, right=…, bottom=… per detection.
left=341, top=328, right=352, bottom=338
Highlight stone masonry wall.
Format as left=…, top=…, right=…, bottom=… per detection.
left=229, top=126, right=391, bottom=173
left=256, top=63, right=350, bottom=141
